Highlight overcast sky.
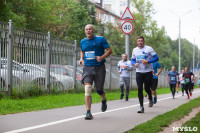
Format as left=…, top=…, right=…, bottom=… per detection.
left=149, top=0, right=200, bottom=47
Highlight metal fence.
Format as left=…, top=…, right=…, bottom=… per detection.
left=104, top=56, right=169, bottom=89
left=0, top=20, right=170, bottom=96
left=0, top=20, right=78, bottom=95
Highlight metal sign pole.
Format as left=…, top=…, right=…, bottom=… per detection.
left=126, top=0, right=130, bottom=59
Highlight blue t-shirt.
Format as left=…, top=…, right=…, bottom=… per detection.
left=80, top=36, right=110, bottom=66
left=153, top=62, right=161, bottom=79
left=168, top=70, right=179, bottom=84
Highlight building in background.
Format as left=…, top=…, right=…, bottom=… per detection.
left=89, top=0, right=128, bottom=16
left=89, top=0, right=121, bottom=27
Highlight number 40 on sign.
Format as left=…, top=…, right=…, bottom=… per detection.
left=121, top=21, right=133, bottom=34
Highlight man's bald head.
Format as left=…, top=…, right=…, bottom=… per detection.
left=85, top=24, right=95, bottom=39
left=85, top=24, right=94, bottom=30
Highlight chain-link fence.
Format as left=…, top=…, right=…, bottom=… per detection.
left=0, top=20, right=169, bottom=96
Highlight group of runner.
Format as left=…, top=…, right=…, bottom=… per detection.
left=168, top=66, right=195, bottom=99
left=79, top=24, right=196, bottom=120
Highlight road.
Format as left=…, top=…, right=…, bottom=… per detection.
left=0, top=89, right=200, bottom=133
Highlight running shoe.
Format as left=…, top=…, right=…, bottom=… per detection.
left=137, top=106, right=144, bottom=113
left=149, top=99, right=153, bottom=107
left=120, top=94, right=124, bottom=100
left=101, top=99, right=107, bottom=112
left=187, top=97, right=190, bottom=100
left=190, top=92, right=192, bottom=97
left=85, top=112, right=93, bottom=120
left=125, top=96, right=128, bottom=101
left=153, top=96, right=157, bottom=104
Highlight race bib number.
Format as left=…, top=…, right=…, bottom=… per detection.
left=85, top=51, right=95, bottom=60
left=121, top=65, right=128, bottom=71
left=185, top=78, right=190, bottom=83
left=171, top=77, right=176, bottom=81
left=136, top=54, right=145, bottom=63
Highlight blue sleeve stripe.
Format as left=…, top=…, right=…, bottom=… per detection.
left=131, top=58, right=136, bottom=65
left=148, top=54, right=159, bottom=63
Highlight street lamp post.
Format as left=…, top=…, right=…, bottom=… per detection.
left=169, top=10, right=192, bottom=73
left=193, top=39, right=195, bottom=73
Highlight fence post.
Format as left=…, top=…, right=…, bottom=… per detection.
left=7, top=20, right=13, bottom=96
left=109, top=56, right=112, bottom=90
left=130, top=70, right=132, bottom=89
left=72, top=40, right=77, bottom=90
left=45, top=32, right=51, bottom=93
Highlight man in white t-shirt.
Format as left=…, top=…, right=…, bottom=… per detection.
left=131, top=36, right=159, bottom=113
left=117, top=54, right=133, bottom=101
left=179, top=69, right=185, bottom=96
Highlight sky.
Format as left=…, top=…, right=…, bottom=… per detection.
left=149, top=0, right=200, bottom=47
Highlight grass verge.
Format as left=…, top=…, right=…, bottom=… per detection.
left=126, top=96, right=200, bottom=133
left=181, top=111, right=200, bottom=132
left=0, top=87, right=173, bottom=115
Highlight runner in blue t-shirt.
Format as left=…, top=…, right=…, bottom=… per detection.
left=167, top=66, right=179, bottom=99
left=151, top=61, right=162, bottom=104
left=79, top=24, right=112, bottom=120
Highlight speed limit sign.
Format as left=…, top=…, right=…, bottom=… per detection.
left=121, top=21, right=133, bottom=34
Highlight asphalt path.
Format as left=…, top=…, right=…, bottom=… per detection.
left=1, top=89, right=200, bottom=133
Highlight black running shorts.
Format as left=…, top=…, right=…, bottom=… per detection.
left=151, top=78, right=158, bottom=91
left=82, top=63, right=106, bottom=91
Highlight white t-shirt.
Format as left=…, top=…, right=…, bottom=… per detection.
left=117, top=60, right=132, bottom=77
left=191, top=75, right=194, bottom=83
left=179, top=74, right=184, bottom=84
left=131, top=45, right=156, bottom=73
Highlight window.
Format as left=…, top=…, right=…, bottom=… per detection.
left=111, top=16, right=114, bottom=24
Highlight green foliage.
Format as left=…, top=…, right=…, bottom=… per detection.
left=0, top=0, right=198, bottom=70
left=104, top=23, right=125, bottom=55
left=1, top=0, right=93, bottom=44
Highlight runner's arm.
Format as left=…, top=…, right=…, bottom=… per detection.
left=157, top=67, right=162, bottom=75
left=96, top=47, right=112, bottom=62
left=167, top=75, right=169, bottom=83
left=117, top=62, right=121, bottom=71
left=79, top=51, right=84, bottom=65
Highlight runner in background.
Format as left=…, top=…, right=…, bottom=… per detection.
left=190, top=75, right=195, bottom=96
left=167, top=66, right=179, bottom=99
left=179, top=70, right=185, bottom=96
left=151, top=61, right=162, bottom=104
left=117, top=54, right=133, bottom=101
left=182, top=67, right=194, bottom=99
left=198, top=77, right=200, bottom=88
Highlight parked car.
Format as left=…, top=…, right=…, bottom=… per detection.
left=0, top=58, right=54, bottom=88
left=40, top=65, right=82, bottom=82
left=65, top=65, right=83, bottom=75
left=22, top=64, right=73, bottom=90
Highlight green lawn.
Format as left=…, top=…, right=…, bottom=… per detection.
left=126, top=96, right=200, bottom=133
left=0, top=87, right=172, bottom=115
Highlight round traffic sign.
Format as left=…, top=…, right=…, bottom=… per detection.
left=121, top=21, right=133, bottom=34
